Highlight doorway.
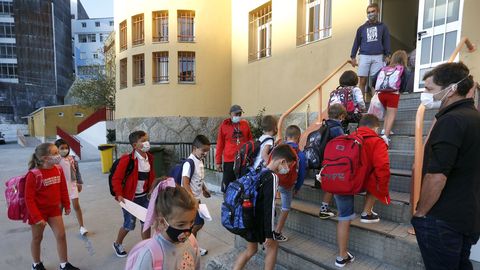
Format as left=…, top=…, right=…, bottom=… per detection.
left=380, top=0, right=419, bottom=54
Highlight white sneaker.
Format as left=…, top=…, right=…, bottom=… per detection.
left=199, top=247, right=208, bottom=256
left=381, top=135, right=390, bottom=146
left=79, top=226, right=88, bottom=236
left=381, top=129, right=394, bottom=135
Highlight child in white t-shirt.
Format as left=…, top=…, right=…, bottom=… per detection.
left=181, top=135, right=211, bottom=256
left=253, top=115, right=277, bottom=169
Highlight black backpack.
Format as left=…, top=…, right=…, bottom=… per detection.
left=233, top=137, right=274, bottom=179
left=108, top=154, right=135, bottom=196
left=304, top=120, right=331, bottom=169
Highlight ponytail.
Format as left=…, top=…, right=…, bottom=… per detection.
left=29, top=143, right=53, bottom=170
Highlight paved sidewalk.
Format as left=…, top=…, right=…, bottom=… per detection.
left=0, top=143, right=234, bottom=270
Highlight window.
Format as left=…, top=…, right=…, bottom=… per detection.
left=0, top=2, right=13, bottom=15
left=0, top=106, right=13, bottom=114
left=297, top=0, right=332, bottom=45
left=93, top=53, right=98, bottom=59
left=153, top=51, right=169, bottom=83
left=95, top=21, right=100, bottom=27
left=120, top=20, right=127, bottom=51
left=120, top=58, right=127, bottom=88
left=109, top=21, right=114, bottom=26
left=0, top=43, right=16, bottom=58
left=79, top=52, right=86, bottom=59
left=78, top=65, right=103, bottom=76
left=74, top=112, right=84, bottom=117
left=81, top=22, right=86, bottom=28
left=132, top=14, right=144, bottom=46
left=133, top=54, right=145, bottom=85
left=0, top=63, right=17, bottom=79
left=99, top=33, right=104, bottom=42
left=78, top=34, right=96, bottom=43
left=178, top=51, right=195, bottom=83
left=0, top=22, right=14, bottom=38
left=248, top=2, right=272, bottom=61
left=152, top=11, right=168, bottom=42
left=177, top=10, right=195, bottom=42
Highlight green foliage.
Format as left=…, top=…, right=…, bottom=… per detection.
left=248, top=107, right=266, bottom=139
left=68, top=70, right=116, bottom=110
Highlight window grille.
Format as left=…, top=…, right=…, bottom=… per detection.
left=178, top=10, right=195, bottom=42
left=120, top=20, right=127, bottom=51
left=133, top=54, right=145, bottom=85
left=248, top=2, right=272, bottom=61
left=153, top=51, right=169, bottom=83
left=120, top=58, right=127, bottom=88
left=153, top=11, right=168, bottom=42
left=178, top=51, right=195, bottom=83
left=132, top=14, right=144, bottom=46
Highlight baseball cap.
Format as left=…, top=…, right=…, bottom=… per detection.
left=229, top=105, right=243, bottom=114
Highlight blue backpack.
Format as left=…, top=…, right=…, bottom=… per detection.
left=221, top=167, right=269, bottom=236
left=169, top=158, right=195, bottom=186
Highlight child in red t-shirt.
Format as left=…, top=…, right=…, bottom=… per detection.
left=25, top=143, right=79, bottom=270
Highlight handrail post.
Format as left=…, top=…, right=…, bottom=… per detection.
left=317, top=86, right=322, bottom=122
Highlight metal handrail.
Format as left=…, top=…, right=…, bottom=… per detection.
left=411, top=37, right=476, bottom=215
left=277, top=60, right=353, bottom=140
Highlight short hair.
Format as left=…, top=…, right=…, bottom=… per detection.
left=129, top=130, right=147, bottom=146
left=339, top=70, right=358, bottom=87
left=192, top=134, right=210, bottom=148
left=367, top=3, right=379, bottom=12
left=285, top=125, right=301, bottom=139
left=328, top=103, right=347, bottom=119
left=261, top=115, right=278, bottom=132
left=359, top=114, right=380, bottom=129
left=54, top=138, right=68, bottom=148
left=390, top=50, right=408, bottom=67
left=270, top=144, right=296, bottom=162
left=423, top=62, right=474, bottom=96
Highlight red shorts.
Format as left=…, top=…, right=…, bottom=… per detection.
left=28, top=205, right=62, bottom=225
left=378, top=92, right=400, bottom=108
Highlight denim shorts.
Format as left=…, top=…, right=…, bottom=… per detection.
left=122, top=195, right=149, bottom=231
left=358, top=54, right=384, bottom=77
left=194, top=200, right=205, bottom=226
left=334, top=195, right=356, bottom=221
left=278, top=186, right=293, bottom=211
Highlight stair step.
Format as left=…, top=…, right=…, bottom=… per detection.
left=298, top=179, right=411, bottom=223
left=382, top=120, right=432, bottom=136
left=281, top=200, right=424, bottom=269
left=389, top=174, right=412, bottom=193
left=234, top=229, right=404, bottom=270
left=389, top=150, right=414, bottom=171
left=388, top=135, right=419, bottom=151
left=398, top=93, right=421, bottom=100
left=395, top=108, right=437, bottom=121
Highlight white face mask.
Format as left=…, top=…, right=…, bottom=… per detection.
left=420, top=92, right=442, bottom=109
left=278, top=164, right=290, bottom=175
left=232, top=116, right=241, bottom=123
left=59, top=149, right=69, bottom=157
left=141, top=141, right=150, bottom=152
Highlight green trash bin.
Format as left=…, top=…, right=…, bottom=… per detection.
left=150, top=146, right=167, bottom=177
left=98, top=144, right=116, bottom=174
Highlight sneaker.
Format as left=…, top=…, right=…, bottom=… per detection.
left=380, top=135, right=390, bottom=146
left=32, top=262, right=46, bottom=270
left=380, top=129, right=394, bottom=135
left=79, top=226, right=88, bottom=236
left=335, top=252, right=355, bottom=267
left=360, top=211, right=380, bottom=223
left=113, top=242, right=127, bottom=257
left=199, top=247, right=208, bottom=256
left=273, top=231, right=288, bottom=242
left=319, top=208, right=336, bottom=219
left=59, top=262, right=79, bottom=270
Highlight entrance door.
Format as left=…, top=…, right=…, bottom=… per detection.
left=414, top=0, right=464, bottom=91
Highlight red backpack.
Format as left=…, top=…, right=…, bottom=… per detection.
left=319, top=133, right=370, bottom=195
left=328, top=86, right=356, bottom=114
left=5, top=169, right=43, bottom=223
left=276, top=145, right=299, bottom=189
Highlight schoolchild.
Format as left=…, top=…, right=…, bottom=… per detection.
left=252, top=115, right=277, bottom=169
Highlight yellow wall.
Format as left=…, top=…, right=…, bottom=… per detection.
left=460, top=0, right=480, bottom=81
left=114, top=0, right=232, bottom=119
left=29, top=105, right=95, bottom=138
left=231, top=0, right=369, bottom=117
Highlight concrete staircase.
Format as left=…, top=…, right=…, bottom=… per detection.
left=206, top=93, right=435, bottom=270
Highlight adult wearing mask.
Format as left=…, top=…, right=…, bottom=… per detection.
left=215, top=105, right=253, bottom=192
left=350, top=3, right=391, bottom=99
left=412, top=62, right=480, bottom=270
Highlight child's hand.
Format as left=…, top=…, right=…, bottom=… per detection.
left=215, top=164, right=223, bottom=172
left=203, top=189, right=211, bottom=198
left=65, top=208, right=71, bottom=215
left=116, top=196, right=125, bottom=203
left=293, top=189, right=299, bottom=196
left=77, top=184, right=82, bottom=193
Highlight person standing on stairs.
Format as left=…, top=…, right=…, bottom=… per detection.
left=215, top=105, right=253, bottom=192
left=412, top=62, right=480, bottom=270
left=350, top=3, right=390, bottom=101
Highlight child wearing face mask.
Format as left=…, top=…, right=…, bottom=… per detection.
left=112, top=130, right=156, bottom=258
left=181, top=135, right=211, bottom=256
left=25, top=143, right=80, bottom=270
left=54, top=139, right=88, bottom=236
left=125, top=177, right=200, bottom=270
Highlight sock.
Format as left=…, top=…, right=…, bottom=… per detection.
left=361, top=211, right=368, bottom=216
left=33, top=262, right=40, bottom=267
left=321, top=202, right=328, bottom=211
left=60, top=262, right=67, bottom=268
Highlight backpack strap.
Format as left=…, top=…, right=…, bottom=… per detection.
left=123, top=153, right=136, bottom=188
left=186, top=158, right=195, bottom=180
left=260, top=137, right=274, bottom=146
left=29, top=168, right=43, bottom=190
left=145, top=238, right=164, bottom=269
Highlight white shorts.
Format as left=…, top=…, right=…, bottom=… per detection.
left=67, top=181, right=79, bottom=200
left=357, top=54, right=385, bottom=77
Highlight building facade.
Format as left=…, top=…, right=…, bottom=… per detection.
left=0, top=0, right=74, bottom=124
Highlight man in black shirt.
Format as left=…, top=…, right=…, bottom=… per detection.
left=412, top=62, right=480, bottom=270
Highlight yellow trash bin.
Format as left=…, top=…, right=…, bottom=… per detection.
left=98, top=144, right=116, bottom=174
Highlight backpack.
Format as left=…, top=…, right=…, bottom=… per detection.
left=328, top=86, right=356, bottom=113
left=221, top=168, right=268, bottom=236
left=320, top=133, right=371, bottom=195
left=303, top=120, right=331, bottom=170
left=5, top=169, right=43, bottom=223
left=168, top=158, right=195, bottom=186
left=375, top=65, right=405, bottom=92
left=233, top=137, right=274, bottom=179
left=276, top=144, right=299, bottom=189
left=109, top=154, right=135, bottom=197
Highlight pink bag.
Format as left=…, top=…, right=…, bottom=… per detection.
left=375, top=65, right=404, bottom=92
left=5, top=169, right=42, bottom=223
left=125, top=238, right=164, bottom=270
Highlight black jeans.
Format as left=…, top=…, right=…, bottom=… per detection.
left=221, top=162, right=235, bottom=193
left=411, top=215, right=480, bottom=270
